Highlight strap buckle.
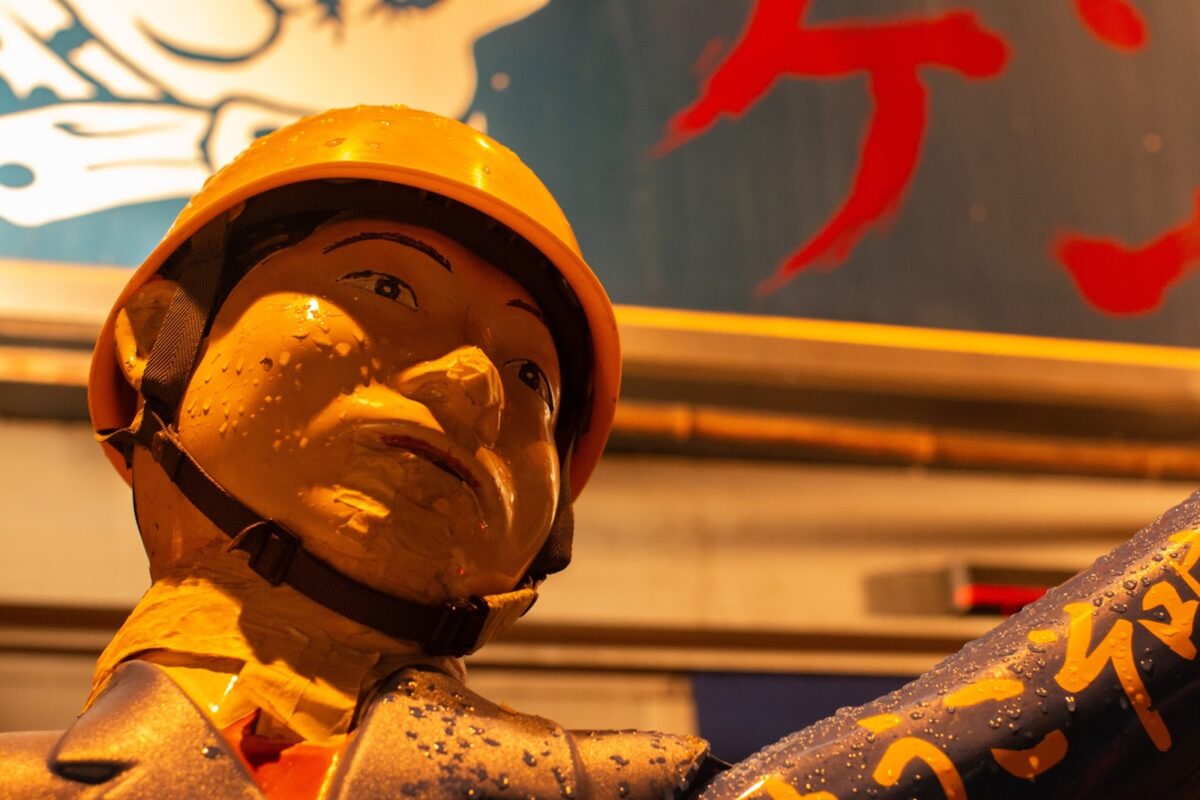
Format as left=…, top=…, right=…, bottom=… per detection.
left=149, top=430, right=184, bottom=480
left=229, top=520, right=300, bottom=586
left=425, top=596, right=489, bottom=656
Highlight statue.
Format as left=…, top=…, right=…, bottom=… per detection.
left=3, top=105, right=1200, bottom=799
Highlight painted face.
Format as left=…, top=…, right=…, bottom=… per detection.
left=175, top=218, right=562, bottom=603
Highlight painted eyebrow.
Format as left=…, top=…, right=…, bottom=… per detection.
left=322, top=231, right=452, bottom=272
left=506, top=298, right=549, bottom=330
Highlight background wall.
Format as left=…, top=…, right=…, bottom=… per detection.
left=1, top=418, right=1193, bottom=757
left=1, top=0, right=1199, bottom=762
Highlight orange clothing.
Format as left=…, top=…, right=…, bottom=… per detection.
left=223, top=713, right=344, bottom=800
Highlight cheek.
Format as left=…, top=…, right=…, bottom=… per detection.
left=509, top=439, right=560, bottom=530
left=179, top=344, right=280, bottom=442
left=178, top=308, right=369, bottom=468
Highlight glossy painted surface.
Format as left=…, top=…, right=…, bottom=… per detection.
left=117, top=218, right=561, bottom=602
left=89, top=105, right=620, bottom=502
left=700, top=491, right=1200, bottom=799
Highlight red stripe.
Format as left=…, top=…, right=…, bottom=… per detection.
left=953, top=583, right=1048, bottom=616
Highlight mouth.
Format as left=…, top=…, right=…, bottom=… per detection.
left=376, top=433, right=480, bottom=490
left=347, top=422, right=508, bottom=531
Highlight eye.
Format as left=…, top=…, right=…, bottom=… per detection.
left=506, top=359, right=554, bottom=412
left=337, top=270, right=418, bottom=311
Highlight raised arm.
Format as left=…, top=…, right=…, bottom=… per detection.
left=698, top=490, right=1200, bottom=799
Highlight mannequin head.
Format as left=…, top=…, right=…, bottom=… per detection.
left=115, top=217, right=562, bottom=604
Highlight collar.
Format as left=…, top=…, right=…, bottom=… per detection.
left=89, top=573, right=466, bottom=745
left=51, top=660, right=260, bottom=797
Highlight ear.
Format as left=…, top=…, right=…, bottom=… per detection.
left=112, top=279, right=178, bottom=391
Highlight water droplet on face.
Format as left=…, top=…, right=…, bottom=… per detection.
left=325, top=137, right=346, bottom=147
left=335, top=342, right=352, bottom=357
left=523, top=751, right=537, bottom=767
left=1065, top=695, right=1077, bottom=712
left=201, top=745, right=222, bottom=759
left=202, top=398, right=212, bottom=414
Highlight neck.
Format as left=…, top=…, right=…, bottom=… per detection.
left=90, top=557, right=465, bottom=745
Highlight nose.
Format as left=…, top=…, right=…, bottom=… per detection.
left=395, top=346, right=504, bottom=447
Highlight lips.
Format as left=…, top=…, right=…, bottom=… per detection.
left=377, top=433, right=480, bottom=490
left=347, top=421, right=508, bottom=532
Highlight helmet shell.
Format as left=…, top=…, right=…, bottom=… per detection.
left=88, top=105, right=620, bottom=499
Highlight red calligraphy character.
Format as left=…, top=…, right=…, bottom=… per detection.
left=654, top=0, right=1009, bottom=294
left=1055, top=189, right=1200, bottom=315
left=1074, top=0, right=1147, bottom=51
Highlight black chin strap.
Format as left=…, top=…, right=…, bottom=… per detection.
left=102, top=209, right=541, bottom=657
left=104, top=409, right=537, bottom=656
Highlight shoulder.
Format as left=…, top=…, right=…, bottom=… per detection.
left=0, top=730, right=77, bottom=799
left=335, top=666, right=717, bottom=799
left=0, top=662, right=259, bottom=799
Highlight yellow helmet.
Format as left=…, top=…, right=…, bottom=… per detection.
left=89, top=105, right=620, bottom=500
